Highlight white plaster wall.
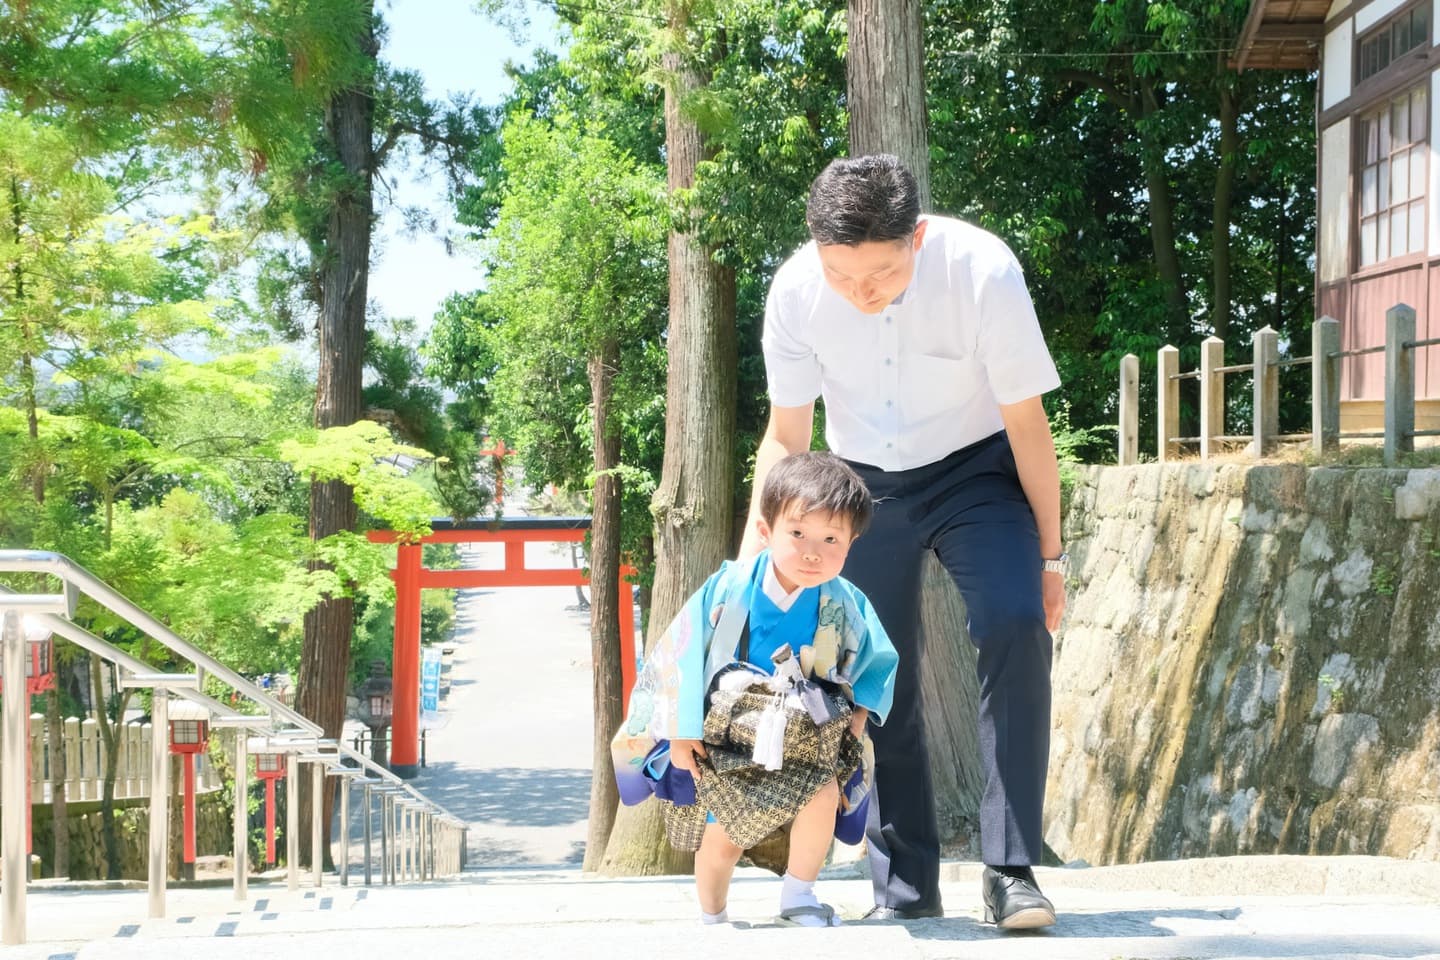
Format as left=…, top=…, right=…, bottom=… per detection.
left=1324, top=18, right=1355, bottom=110
left=1356, top=0, right=1412, bottom=33
left=1321, top=121, right=1353, bottom=283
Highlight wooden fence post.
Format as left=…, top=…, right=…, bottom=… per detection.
left=1119, top=353, right=1139, bottom=465
left=1158, top=345, right=1180, bottom=462
left=1252, top=326, right=1279, bottom=458
left=79, top=717, right=99, bottom=801
left=63, top=717, right=81, bottom=802
left=1385, top=303, right=1416, bottom=466
left=1312, top=316, right=1341, bottom=456
left=1200, top=336, right=1225, bottom=461
left=29, top=713, right=44, bottom=804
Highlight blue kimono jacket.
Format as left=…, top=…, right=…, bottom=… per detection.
left=612, top=550, right=898, bottom=805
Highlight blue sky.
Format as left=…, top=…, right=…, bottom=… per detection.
left=367, top=0, right=558, bottom=333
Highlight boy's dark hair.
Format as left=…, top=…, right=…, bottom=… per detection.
left=805, top=154, right=921, bottom=246
left=760, top=451, right=873, bottom=538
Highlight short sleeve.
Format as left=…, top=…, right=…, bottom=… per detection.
left=973, top=250, right=1062, bottom=405
left=761, top=281, right=823, bottom=408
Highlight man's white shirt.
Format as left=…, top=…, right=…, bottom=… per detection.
left=762, top=215, right=1061, bottom=471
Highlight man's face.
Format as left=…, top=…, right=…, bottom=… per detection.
left=815, top=220, right=927, bottom=314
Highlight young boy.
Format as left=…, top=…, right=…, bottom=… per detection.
left=613, top=452, right=898, bottom=926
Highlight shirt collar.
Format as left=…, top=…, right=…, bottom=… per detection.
left=761, top=557, right=803, bottom=612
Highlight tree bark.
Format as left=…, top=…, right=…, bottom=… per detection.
left=847, top=0, right=931, bottom=208
left=597, top=0, right=737, bottom=876
left=298, top=0, right=376, bottom=869
left=92, top=655, right=121, bottom=879
left=583, top=337, right=624, bottom=870
left=46, top=686, right=68, bottom=877
left=1211, top=78, right=1240, bottom=342
left=847, top=0, right=983, bottom=856
left=1140, top=78, right=1189, bottom=336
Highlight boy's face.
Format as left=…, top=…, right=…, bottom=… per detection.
left=815, top=219, right=927, bottom=314
left=756, top=505, right=856, bottom=593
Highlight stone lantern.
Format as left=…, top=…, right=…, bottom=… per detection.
left=356, top=660, right=393, bottom=767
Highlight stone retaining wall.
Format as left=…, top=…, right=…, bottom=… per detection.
left=1048, top=465, right=1440, bottom=864
left=29, top=790, right=231, bottom=880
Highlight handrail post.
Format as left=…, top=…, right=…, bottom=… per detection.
left=1253, top=326, right=1279, bottom=458
left=1200, top=336, right=1225, bottom=461
left=1119, top=353, right=1139, bottom=465
left=339, top=773, right=350, bottom=887
left=364, top=784, right=374, bottom=886
left=1385, top=303, right=1416, bottom=466
left=311, top=761, right=323, bottom=888
left=3, top=611, right=30, bottom=945
left=1158, top=345, right=1180, bottom=462
left=148, top=689, right=169, bottom=919
left=1313, top=316, right=1341, bottom=455
left=286, top=753, right=300, bottom=891
left=233, top=728, right=248, bottom=901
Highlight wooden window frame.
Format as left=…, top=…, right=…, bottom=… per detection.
left=1355, top=82, right=1429, bottom=271
left=1355, top=1, right=1432, bottom=91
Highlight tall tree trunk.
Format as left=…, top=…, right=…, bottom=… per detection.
left=46, top=687, right=68, bottom=877
left=1211, top=79, right=1240, bottom=342
left=846, top=0, right=931, bottom=208
left=92, top=655, right=121, bottom=879
left=298, top=1, right=376, bottom=869
left=847, top=0, right=983, bottom=856
left=583, top=338, right=624, bottom=870
left=1141, top=78, right=1189, bottom=336
left=12, top=177, right=44, bottom=503
left=598, top=0, right=738, bottom=876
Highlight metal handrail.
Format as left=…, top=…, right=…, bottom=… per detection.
left=0, top=550, right=457, bottom=820
left=0, top=550, right=467, bottom=945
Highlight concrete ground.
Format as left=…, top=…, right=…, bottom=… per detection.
left=9, top=534, right=1440, bottom=958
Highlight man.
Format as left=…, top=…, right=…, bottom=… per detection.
left=738, top=154, right=1067, bottom=929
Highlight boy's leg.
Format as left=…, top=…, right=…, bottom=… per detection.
left=784, top=778, right=841, bottom=882
left=695, top=822, right=744, bottom=916
left=781, top=779, right=842, bottom=927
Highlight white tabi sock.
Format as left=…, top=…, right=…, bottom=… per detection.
left=700, top=908, right=729, bottom=925
left=780, top=873, right=838, bottom=927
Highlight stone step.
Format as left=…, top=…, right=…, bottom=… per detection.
left=5, top=857, right=1440, bottom=960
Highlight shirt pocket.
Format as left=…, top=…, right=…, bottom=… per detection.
left=901, top=353, right=985, bottom=415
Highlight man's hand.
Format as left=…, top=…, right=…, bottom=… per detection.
left=1042, top=569, right=1066, bottom=633
left=668, top=738, right=707, bottom=778
left=848, top=705, right=869, bottom=738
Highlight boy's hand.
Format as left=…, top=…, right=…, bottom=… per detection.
left=848, top=706, right=869, bottom=738
left=669, top=738, right=707, bottom=777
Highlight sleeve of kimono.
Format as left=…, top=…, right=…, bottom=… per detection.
left=843, top=588, right=899, bottom=725
left=611, top=569, right=722, bottom=804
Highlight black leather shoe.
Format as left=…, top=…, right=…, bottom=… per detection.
left=862, top=903, right=944, bottom=921
left=981, top=866, right=1056, bottom=930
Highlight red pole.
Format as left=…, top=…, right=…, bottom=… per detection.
left=265, top=778, right=277, bottom=865
left=618, top=565, right=637, bottom=714
left=182, top=753, right=196, bottom=867
left=390, top=543, right=423, bottom=777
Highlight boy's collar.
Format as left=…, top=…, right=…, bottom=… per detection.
left=761, top=555, right=803, bottom=612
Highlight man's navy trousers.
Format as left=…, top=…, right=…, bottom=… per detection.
left=843, top=430, right=1053, bottom=914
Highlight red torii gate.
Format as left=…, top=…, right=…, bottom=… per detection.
left=367, top=516, right=637, bottom=778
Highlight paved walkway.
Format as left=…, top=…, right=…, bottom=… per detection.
left=394, top=538, right=598, bottom=867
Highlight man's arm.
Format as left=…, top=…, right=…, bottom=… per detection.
left=998, top=395, right=1066, bottom=632
left=737, top=402, right=814, bottom=559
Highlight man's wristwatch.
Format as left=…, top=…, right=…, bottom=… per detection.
left=1041, top=552, right=1069, bottom=576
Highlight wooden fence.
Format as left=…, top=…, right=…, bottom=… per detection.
left=1118, top=304, right=1440, bottom=466
left=0, top=715, right=220, bottom=803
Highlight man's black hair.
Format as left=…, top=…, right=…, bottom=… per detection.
left=760, top=451, right=873, bottom=538
left=805, top=154, right=921, bottom=246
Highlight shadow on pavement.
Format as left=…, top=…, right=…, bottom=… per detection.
left=413, top=765, right=592, bottom=828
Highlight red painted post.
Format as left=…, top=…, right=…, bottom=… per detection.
left=390, top=543, right=423, bottom=777
left=265, top=778, right=277, bottom=865
left=617, top=565, right=638, bottom=714
left=182, top=753, right=196, bottom=868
